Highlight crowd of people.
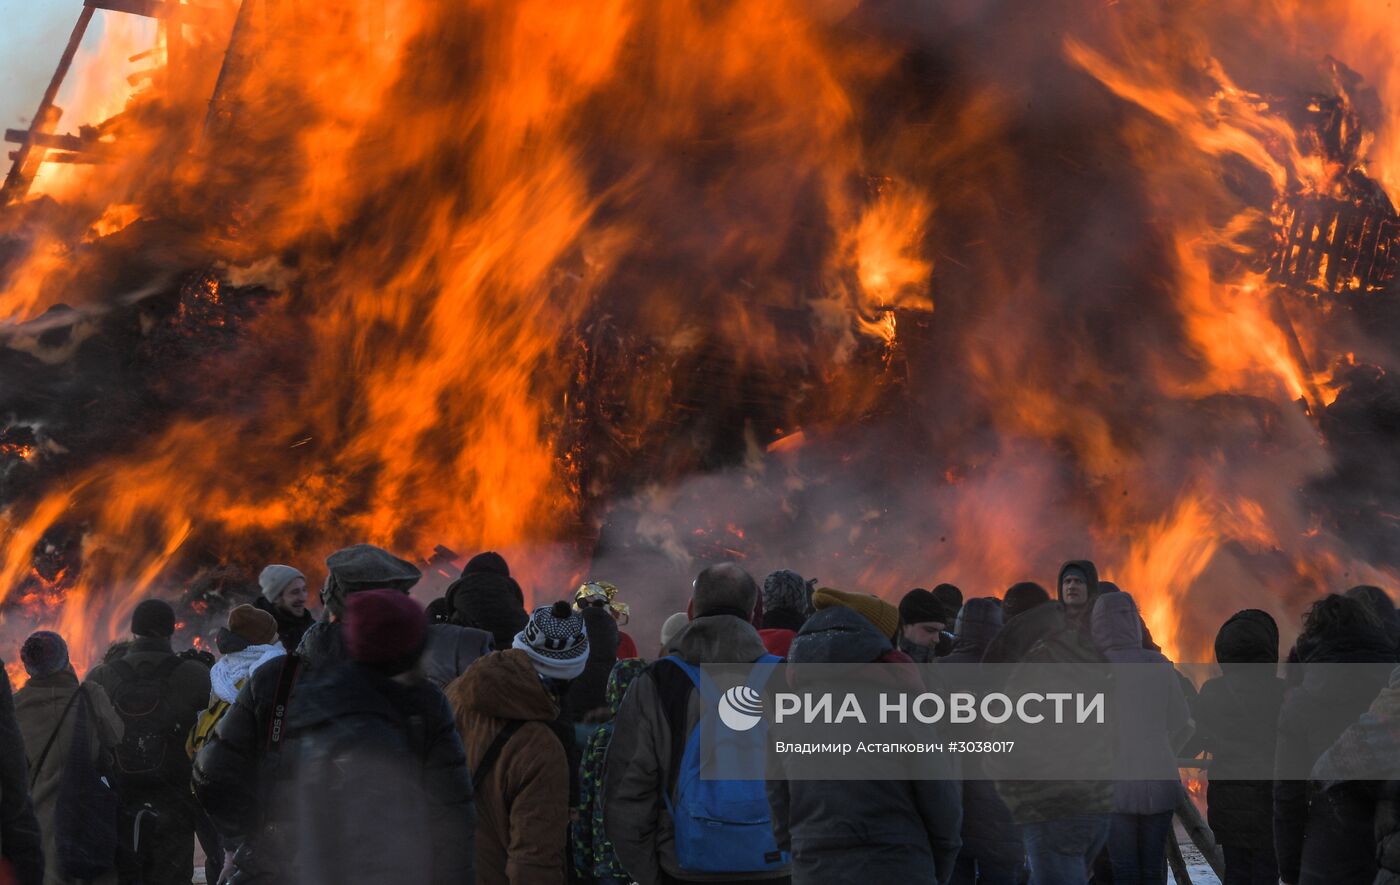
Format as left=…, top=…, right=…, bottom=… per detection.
left=0, top=546, right=1398, bottom=885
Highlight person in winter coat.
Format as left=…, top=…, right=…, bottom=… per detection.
left=444, top=551, right=530, bottom=651
left=1057, top=561, right=1101, bottom=641
left=206, top=606, right=285, bottom=712
left=603, top=563, right=792, bottom=885
left=932, top=599, right=1021, bottom=885
left=0, top=661, right=45, bottom=885
left=1001, top=583, right=1050, bottom=623
left=1274, top=594, right=1396, bottom=885
left=1346, top=585, right=1400, bottom=654
left=420, top=620, right=494, bottom=690
left=252, top=565, right=315, bottom=654
left=758, top=569, right=810, bottom=658
left=899, top=589, right=950, bottom=662
left=446, top=646, right=572, bottom=885
left=981, top=601, right=1114, bottom=885
left=812, top=587, right=900, bottom=645
left=1194, top=610, right=1285, bottom=885
left=1311, top=665, right=1400, bottom=885
left=980, top=588, right=1053, bottom=666
left=1091, top=593, right=1193, bottom=885
left=574, top=581, right=640, bottom=659
left=932, top=584, right=964, bottom=626
left=86, top=599, right=210, bottom=885
left=574, top=658, right=648, bottom=884
left=659, top=611, right=688, bottom=656
left=560, top=605, right=619, bottom=723
left=193, top=544, right=423, bottom=885
left=14, top=632, right=124, bottom=885
left=291, top=590, right=473, bottom=885
left=938, top=598, right=1002, bottom=666
left=770, top=604, right=962, bottom=885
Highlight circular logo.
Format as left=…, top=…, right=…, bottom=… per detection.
left=717, top=684, right=764, bottom=731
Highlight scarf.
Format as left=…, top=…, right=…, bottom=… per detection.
left=210, top=643, right=286, bottom=703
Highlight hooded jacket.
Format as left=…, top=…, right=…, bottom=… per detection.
left=445, top=566, right=529, bottom=651
left=1057, top=560, right=1101, bottom=639
left=980, top=600, right=1063, bottom=666
left=937, top=598, right=1003, bottom=665
left=981, top=603, right=1115, bottom=824
left=1274, top=618, right=1396, bottom=885
left=929, top=600, right=1021, bottom=875
left=445, top=650, right=568, bottom=885
left=289, top=663, right=473, bottom=885
left=603, top=614, right=788, bottom=884
left=1091, top=593, right=1194, bottom=814
left=419, top=623, right=493, bottom=690
left=14, top=671, right=124, bottom=885
left=768, top=607, right=962, bottom=885
left=1194, top=610, right=1284, bottom=846
left=574, top=659, right=648, bottom=880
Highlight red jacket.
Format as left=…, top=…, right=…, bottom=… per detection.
left=758, top=628, right=796, bottom=658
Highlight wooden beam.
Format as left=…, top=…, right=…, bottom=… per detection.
left=1175, top=786, right=1225, bottom=878
left=7, top=150, right=106, bottom=165
left=84, top=0, right=226, bottom=18
left=5, top=129, right=88, bottom=153
left=2, top=6, right=95, bottom=202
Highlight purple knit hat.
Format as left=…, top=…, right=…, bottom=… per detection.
left=21, top=631, right=70, bottom=678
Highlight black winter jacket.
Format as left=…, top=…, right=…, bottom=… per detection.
left=768, top=608, right=962, bottom=885
left=1196, top=611, right=1285, bottom=847
left=1274, top=625, right=1395, bottom=885
left=252, top=597, right=315, bottom=655
left=287, top=663, right=474, bottom=885
left=1376, top=780, right=1400, bottom=885
left=0, top=666, right=43, bottom=885
left=937, top=598, right=1002, bottom=666
left=560, top=607, right=619, bottom=723
left=192, top=621, right=344, bottom=884
left=932, top=600, right=1019, bottom=871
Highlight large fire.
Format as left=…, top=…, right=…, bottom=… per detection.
left=2, top=0, right=1399, bottom=673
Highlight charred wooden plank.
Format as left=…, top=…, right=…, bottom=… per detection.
left=84, top=0, right=224, bottom=18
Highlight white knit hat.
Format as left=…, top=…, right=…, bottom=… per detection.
left=513, top=601, right=589, bottom=681
left=259, top=564, right=306, bottom=603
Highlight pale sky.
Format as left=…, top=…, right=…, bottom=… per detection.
left=0, top=2, right=79, bottom=134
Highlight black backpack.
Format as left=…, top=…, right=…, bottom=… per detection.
left=108, top=656, right=185, bottom=787
left=29, top=687, right=120, bottom=879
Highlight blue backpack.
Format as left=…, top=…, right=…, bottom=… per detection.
left=660, top=654, right=789, bottom=874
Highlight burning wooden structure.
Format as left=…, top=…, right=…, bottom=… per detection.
left=2, top=0, right=1400, bottom=676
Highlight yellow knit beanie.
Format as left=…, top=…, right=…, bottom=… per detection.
left=811, top=587, right=900, bottom=641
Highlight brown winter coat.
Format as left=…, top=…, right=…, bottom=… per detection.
left=14, top=670, right=124, bottom=885
left=445, top=649, right=568, bottom=885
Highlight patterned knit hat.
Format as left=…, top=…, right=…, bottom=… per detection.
left=513, top=601, right=589, bottom=681
left=763, top=569, right=810, bottom=616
